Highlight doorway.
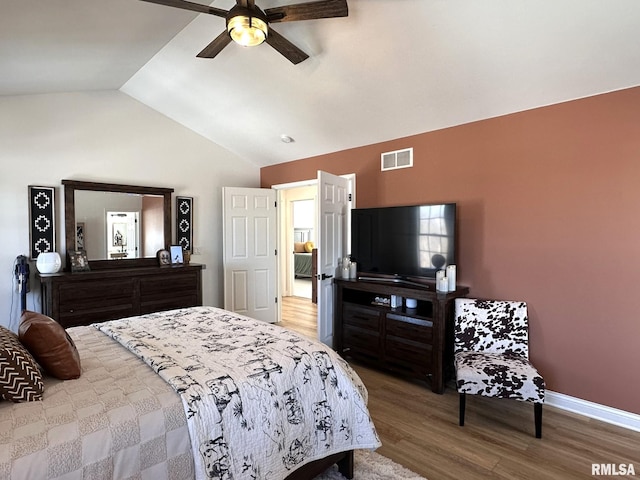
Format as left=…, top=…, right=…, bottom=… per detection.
left=277, top=183, right=318, bottom=337
left=274, top=173, right=355, bottom=344
left=292, top=198, right=315, bottom=299
left=278, top=184, right=318, bottom=301
left=106, top=211, right=139, bottom=259
left=221, top=174, right=354, bottom=342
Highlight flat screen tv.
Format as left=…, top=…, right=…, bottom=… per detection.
left=350, top=203, right=456, bottom=283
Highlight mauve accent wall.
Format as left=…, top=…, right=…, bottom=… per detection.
left=261, top=86, right=640, bottom=415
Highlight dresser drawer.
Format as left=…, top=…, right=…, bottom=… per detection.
left=57, top=279, right=135, bottom=327
left=342, top=303, right=381, bottom=331
left=385, top=314, right=433, bottom=343
left=139, top=272, right=200, bottom=313
left=344, top=324, right=380, bottom=350
left=384, top=336, right=432, bottom=370
left=39, top=265, right=204, bottom=328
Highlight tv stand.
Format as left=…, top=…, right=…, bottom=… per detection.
left=334, top=278, right=469, bottom=393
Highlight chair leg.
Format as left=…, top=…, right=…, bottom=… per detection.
left=534, top=403, right=542, bottom=438
left=459, top=393, right=466, bottom=426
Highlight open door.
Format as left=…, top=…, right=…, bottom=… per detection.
left=106, top=211, right=139, bottom=259
left=316, top=171, right=351, bottom=347
left=222, top=187, right=277, bottom=323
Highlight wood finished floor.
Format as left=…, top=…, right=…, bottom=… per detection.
left=280, top=296, right=640, bottom=480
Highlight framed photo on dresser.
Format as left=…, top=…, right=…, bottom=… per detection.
left=170, top=245, right=184, bottom=265
left=68, top=250, right=90, bottom=272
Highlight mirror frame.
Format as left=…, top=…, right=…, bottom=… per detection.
left=62, top=179, right=174, bottom=270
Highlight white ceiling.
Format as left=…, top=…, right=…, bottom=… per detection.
left=3, top=0, right=640, bottom=167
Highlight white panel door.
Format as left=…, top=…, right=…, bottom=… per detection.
left=316, top=171, right=350, bottom=347
left=223, top=187, right=277, bottom=323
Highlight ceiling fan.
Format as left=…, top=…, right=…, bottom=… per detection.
left=140, top=0, right=349, bottom=64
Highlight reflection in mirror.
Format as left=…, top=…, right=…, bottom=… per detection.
left=75, top=191, right=165, bottom=260
left=107, top=211, right=138, bottom=259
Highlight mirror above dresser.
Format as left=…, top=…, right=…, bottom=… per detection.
left=62, top=180, right=173, bottom=270
left=37, top=180, right=204, bottom=327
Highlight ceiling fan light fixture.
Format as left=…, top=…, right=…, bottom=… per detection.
left=227, top=7, right=268, bottom=47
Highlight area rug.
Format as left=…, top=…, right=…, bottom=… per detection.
left=314, top=450, right=427, bottom=480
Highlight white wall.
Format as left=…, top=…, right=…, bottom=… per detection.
left=0, top=91, right=260, bottom=330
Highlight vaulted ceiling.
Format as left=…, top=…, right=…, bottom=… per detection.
left=3, top=0, right=639, bottom=167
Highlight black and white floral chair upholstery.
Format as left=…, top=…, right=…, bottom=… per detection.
left=454, top=298, right=545, bottom=438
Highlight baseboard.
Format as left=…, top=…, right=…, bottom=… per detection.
left=546, top=390, right=640, bottom=432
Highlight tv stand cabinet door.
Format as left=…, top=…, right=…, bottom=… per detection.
left=384, top=313, right=434, bottom=378
left=341, top=303, right=383, bottom=365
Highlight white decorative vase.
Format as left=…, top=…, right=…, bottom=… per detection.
left=36, top=252, right=62, bottom=274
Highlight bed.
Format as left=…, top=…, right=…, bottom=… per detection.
left=294, top=241, right=314, bottom=278
left=1, top=306, right=380, bottom=479
left=294, top=252, right=313, bottom=278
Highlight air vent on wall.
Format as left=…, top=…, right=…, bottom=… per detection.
left=381, top=147, right=413, bottom=171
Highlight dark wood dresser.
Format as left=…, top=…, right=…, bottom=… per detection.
left=38, top=264, right=204, bottom=328
left=334, top=277, right=469, bottom=394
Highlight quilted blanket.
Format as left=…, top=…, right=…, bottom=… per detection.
left=1, top=326, right=193, bottom=480
left=96, top=306, right=380, bottom=479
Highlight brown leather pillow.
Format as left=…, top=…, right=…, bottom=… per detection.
left=19, top=311, right=81, bottom=380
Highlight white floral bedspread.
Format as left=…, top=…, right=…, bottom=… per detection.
left=96, top=306, right=380, bottom=479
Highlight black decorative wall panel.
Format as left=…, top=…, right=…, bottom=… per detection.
left=29, top=186, right=56, bottom=260
left=176, top=196, right=193, bottom=251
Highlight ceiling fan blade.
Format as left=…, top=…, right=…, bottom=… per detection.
left=265, top=0, right=348, bottom=23
left=197, top=30, right=233, bottom=58
left=266, top=28, right=309, bottom=65
left=140, top=0, right=227, bottom=18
